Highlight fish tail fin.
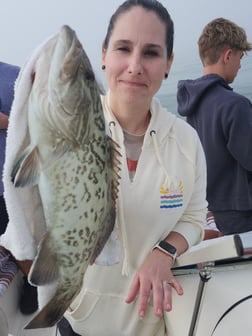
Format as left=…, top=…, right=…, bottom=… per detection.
left=24, top=273, right=85, bottom=329
left=11, top=146, right=40, bottom=187
left=24, top=296, right=69, bottom=329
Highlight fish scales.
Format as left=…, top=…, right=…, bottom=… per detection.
left=10, top=25, right=120, bottom=329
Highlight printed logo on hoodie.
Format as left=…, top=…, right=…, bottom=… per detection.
left=160, top=180, right=183, bottom=209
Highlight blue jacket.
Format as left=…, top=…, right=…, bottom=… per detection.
left=0, top=61, right=20, bottom=195
left=177, top=74, right=252, bottom=212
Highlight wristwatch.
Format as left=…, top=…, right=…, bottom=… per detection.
left=153, top=240, right=177, bottom=261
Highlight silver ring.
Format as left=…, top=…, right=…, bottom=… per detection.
left=163, top=280, right=173, bottom=286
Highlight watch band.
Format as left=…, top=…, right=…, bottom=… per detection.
left=153, top=240, right=177, bottom=261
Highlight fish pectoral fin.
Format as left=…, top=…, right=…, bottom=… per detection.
left=29, top=232, right=59, bottom=286
left=11, top=146, right=41, bottom=187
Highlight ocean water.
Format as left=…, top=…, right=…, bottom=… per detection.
left=156, top=54, right=252, bottom=115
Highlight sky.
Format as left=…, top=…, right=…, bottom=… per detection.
left=1, top=0, right=252, bottom=67
left=1, top=0, right=251, bottom=110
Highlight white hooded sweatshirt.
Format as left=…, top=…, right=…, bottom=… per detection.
left=64, top=94, right=207, bottom=336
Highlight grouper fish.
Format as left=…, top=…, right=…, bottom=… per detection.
left=11, top=25, right=120, bottom=329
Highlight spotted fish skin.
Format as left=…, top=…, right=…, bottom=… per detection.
left=11, top=25, right=120, bottom=329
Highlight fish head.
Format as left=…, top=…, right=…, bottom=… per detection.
left=49, top=25, right=100, bottom=113
left=30, top=25, right=104, bottom=147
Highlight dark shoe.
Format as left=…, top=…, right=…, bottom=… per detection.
left=19, top=276, right=38, bottom=315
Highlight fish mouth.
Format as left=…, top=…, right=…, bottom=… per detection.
left=59, top=25, right=83, bottom=66
left=48, top=24, right=84, bottom=107
left=60, top=25, right=80, bottom=49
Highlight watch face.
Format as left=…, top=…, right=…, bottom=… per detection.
left=159, top=241, right=177, bottom=254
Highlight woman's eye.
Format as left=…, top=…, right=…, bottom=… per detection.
left=144, top=50, right=159, bottom=57
left=117, top=47, right=129, bottom=52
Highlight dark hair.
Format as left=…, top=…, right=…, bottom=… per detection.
left=103, top=0, right=174, bottom=59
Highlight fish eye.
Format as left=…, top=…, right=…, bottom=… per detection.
left=85, top=70, right=95, bottom=81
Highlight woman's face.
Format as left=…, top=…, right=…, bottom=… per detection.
left=102, top=6, right=173, bottom=106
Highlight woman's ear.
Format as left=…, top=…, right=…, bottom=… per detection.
left=165, top=53, right=174, bottom=75
left=102, top=47, right=106, bottom=64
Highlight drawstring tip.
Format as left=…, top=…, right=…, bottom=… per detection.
left=122, top=261, right=129, bottom=277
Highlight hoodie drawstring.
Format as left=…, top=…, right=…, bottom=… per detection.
left=150, top=130, right=179, bottom=192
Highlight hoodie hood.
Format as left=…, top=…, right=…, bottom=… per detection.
left=177, top=74, right=232, bottom=117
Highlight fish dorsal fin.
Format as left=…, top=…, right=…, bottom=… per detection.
left=108, top=136, right=121, bottom=203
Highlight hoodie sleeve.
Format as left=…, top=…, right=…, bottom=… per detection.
left=172, top=132, right=207, bottom=247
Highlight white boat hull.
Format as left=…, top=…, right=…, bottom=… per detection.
left=167, top=259, right=252, bottom=335
left=1, top=233, right=252, bottom=336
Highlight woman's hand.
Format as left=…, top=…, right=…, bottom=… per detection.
left=125, top=249, right=183, bottom=318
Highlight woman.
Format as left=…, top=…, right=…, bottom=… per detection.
left=59, top=0, right=207, bottom=335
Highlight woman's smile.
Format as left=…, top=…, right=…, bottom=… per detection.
left=119, top=79, right=147, bottom=88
